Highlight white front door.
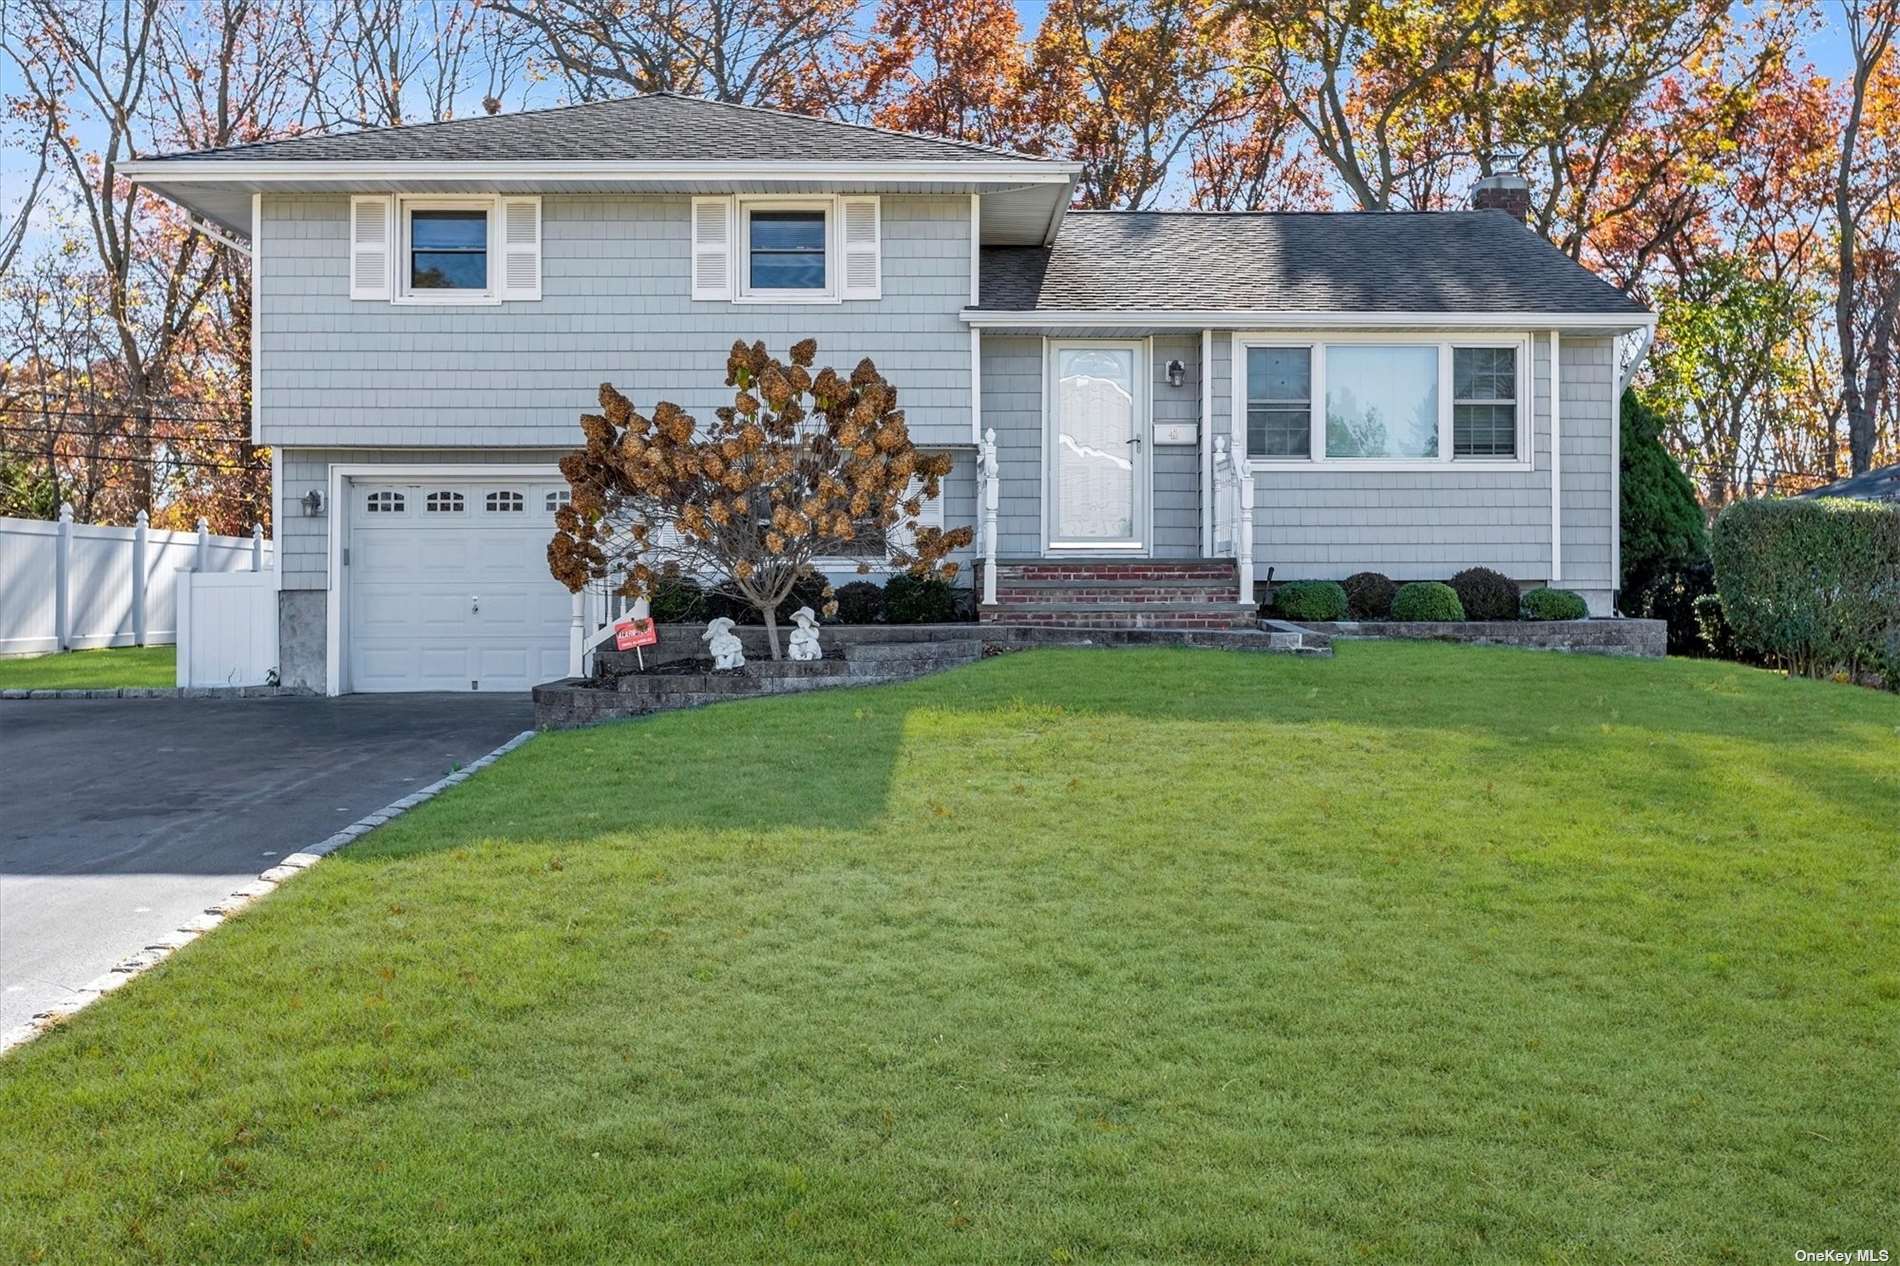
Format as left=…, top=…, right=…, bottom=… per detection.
left=1047, top=341, right=1146, bottom=551
left=346, top=478, right=574, bottom=692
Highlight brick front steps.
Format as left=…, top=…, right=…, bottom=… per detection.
left=978, top=559, right=1251, bottom=631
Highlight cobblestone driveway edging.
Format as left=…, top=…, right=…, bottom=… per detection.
left=0, top=729, right=537, bottom=1053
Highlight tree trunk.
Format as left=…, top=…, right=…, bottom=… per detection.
left=761, top=604, right=782, bottom=660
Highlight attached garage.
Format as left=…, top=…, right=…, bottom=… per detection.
left=341, top=475, right=573, bottom=692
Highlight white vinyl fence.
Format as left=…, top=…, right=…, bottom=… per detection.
left=0, top=507, right=272, bottom=657
left=175, top=567, right=279, bottom=688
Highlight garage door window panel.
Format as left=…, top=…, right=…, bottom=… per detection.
left=426, top=490, right=465, bottom=513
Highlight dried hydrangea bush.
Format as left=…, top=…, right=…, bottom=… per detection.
left=550, top=338, right=973, bottom=658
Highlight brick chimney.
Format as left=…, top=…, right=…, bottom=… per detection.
left=1471, top=172, right=1531, bottom=223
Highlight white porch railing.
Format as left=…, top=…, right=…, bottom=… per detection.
left=1212, top=437, right=1255, bottom=606
left=977, top=427, right=999, bottom=606
left=568, top=588, right=649, bottom=678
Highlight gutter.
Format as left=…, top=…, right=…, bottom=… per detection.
left=961, top=308, right=1658, bottom=334
left=119, top=158, right=1084, bottom=185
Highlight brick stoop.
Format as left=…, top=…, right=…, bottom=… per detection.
left=977, top=559, right=1251, bottom=630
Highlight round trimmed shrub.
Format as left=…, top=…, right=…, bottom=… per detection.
left=1391, top=581, right=1465, bottom=622
left=1269, top=579, right=1349, bottom=621
left=1341, top=571, right=1396, bottom=620
left=1520, top=587, right=1588, bottom=621
left=1449, top=567, right=1521, bottom=621
left=882, top=573, right=959, bottom=624
left=832, top=580, right=886, bottom=624
left=648, top=576, right=705, bottom=623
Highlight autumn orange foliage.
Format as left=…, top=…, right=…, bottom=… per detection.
left=549, top=339, right=974, bottom=658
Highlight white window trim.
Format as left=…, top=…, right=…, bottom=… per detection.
left=1234, top=331, right=1535, bottom=473
left=735, top=195, right=839, bottom=304
left=394, top=195, right=501, bottom=306
left=810, top=476, right=947, bottom=570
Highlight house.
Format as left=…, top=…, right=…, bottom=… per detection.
left=1796, top=463, right=1900, bottom=502
left=122, top=94, right=1655, bottom=695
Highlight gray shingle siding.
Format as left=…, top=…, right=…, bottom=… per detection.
left=279, top=445, right=978, bottom=595
left=978, top=330, right=1617, bottom=602
left=1150, top=334, right=1203, bottom=558
left=258, top=192, right=973, bottom=450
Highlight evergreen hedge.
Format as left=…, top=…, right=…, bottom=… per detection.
left=1710, top=497, right=1900, bottom=678
left=1392, top=581, right=1465, bottom=622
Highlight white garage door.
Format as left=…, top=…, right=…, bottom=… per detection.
left=347, top=478, right=574, bottom=692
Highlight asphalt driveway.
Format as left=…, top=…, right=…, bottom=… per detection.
left=0, top=694, right=533, bottom=1035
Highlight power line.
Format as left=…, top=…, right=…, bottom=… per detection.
left=0, top=446, right=267, bottom=475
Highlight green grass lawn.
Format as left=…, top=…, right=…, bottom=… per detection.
left=3, top=643, right=1895, bottom=1263
left=0, top=644, right=175, bottom=689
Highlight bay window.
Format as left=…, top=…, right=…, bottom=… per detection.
left=1240, top=336, right=1530, bottom=468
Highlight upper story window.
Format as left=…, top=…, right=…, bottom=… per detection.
left=692, top=194, right=880, bottom=303
left=350, top=195, right=540, bottom=304
left=746, top=206, right=828, bottom=293
left=408, top=207, right=488, bottom=293
left=1240, top=336, right=1530, bottom=469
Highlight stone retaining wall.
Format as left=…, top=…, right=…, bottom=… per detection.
left=1291, top=618, right=1666, bottom=658
left=550, top=622, right=1331, bottom=728
left=540, top=638, right=985, bottom=728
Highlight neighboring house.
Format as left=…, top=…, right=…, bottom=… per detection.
left=124, top=94, right=1654, bottom=695
left=1796, top=464, right=1900, bottom=503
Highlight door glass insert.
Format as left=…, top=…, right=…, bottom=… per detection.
left=1053, top=347, right=1138, bottom=543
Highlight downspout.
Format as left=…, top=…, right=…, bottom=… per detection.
left=1549, top=330, right=1562, bottom=586
left=1611, top=326, right=1654, bottom=611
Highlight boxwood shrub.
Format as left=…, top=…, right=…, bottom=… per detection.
left=1711, top=496, right=1900, bottom=678
left=648, top=576, right=706, bottom=623
left=1520, top=587, right=1588, bottom=621
left=1449, top=566, right=1520, bottom=621
left=882, top=573, right=960, bottom=624
left=1269, top=579, right=1349, bottom=621
left=1341, top=571, right=1396, bottom=619
left=832, top=580, right=886, bottom=624
left=1392, top=581, right=1465, bottom=622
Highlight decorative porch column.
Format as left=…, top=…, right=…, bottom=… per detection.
left=978, top=426, right=1000, bottom=607
left=568, top=590, right=586, bottom=678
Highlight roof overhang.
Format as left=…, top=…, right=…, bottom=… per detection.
left=961, top=308, right=1657, bottom=333
left=120, top=159, right=1081, bottom=244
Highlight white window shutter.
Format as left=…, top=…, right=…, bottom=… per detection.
left=889, top=474, right=940, bottom=553
left=500, top=197, right=541, bottom=300
left=349, top=195, right=393, bottom=300
left=840, top=196, right=881, bottom=300
left=691, top=196, right=733, bottom=300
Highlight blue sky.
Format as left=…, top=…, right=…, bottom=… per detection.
left=0, top=0, right=1864, bottom=256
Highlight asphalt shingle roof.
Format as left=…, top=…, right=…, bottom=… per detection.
left=1796, top=463, right=1900, bottom=501
left=979, top=211, right=1647, bottom=316
left=143, top=91, right=1044, bottom=164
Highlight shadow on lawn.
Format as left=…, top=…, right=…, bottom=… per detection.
left=329, top=644, right=1897, bottom=854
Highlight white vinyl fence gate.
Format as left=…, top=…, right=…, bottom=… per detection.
left=0, top=507, right=278, bottom=687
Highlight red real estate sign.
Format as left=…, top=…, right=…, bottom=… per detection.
left=615, top=617, right=658, bottom=650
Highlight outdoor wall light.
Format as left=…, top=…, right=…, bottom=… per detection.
left=302, top=489, right=324, bottom=517
left=1166, top=359, right=1186, bottom=388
